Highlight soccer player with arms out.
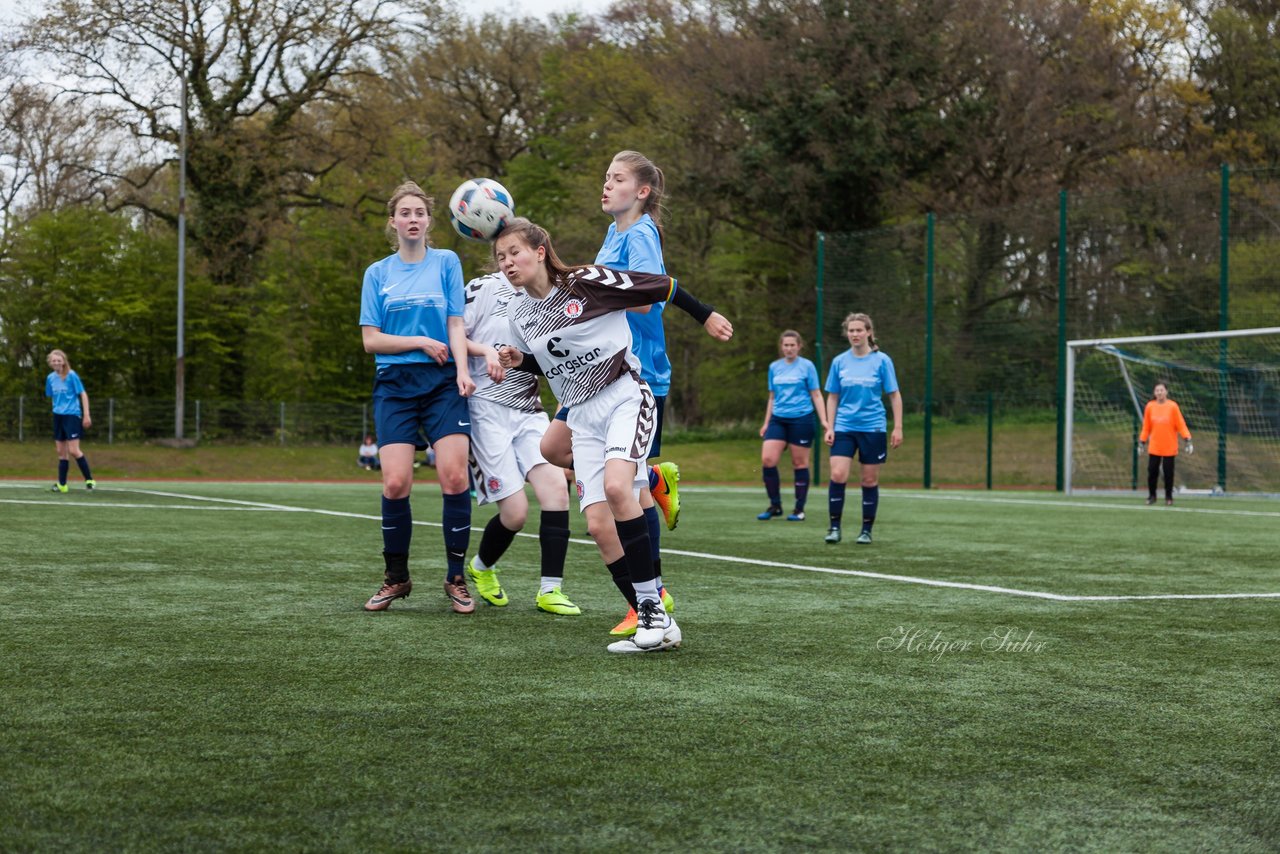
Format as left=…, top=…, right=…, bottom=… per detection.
left=494, top=219, right=732, bottom=653
left=460, top=270, right=578, bottom=615
left=44, top=349, right=96, bottom=493
left=360, top=181, right=477, bottom=614
left=539, top=150, right=682, bottom=639
left=1138, top=381, right=1192, bottom=506
left=823, top=313, right=903, bottom=545
left=757, top=330, right=829, bottom=522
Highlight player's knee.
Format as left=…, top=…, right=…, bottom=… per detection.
left=585, top=508, right=613, bottom=542
left=499, top=505, right=528, bottom=531
left=382, top=473, right=412, bottom=497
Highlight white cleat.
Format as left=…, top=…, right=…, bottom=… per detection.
left=608, top=619, right=682, bottom=653
left=634, top=599, right=671, bottom=648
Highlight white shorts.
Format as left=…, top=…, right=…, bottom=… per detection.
left=567, top=374, right=655, bottom=510
left=468, top=397, right=552, bottom=506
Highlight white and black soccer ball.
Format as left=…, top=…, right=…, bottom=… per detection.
left=448, top=178, right=515, bottom=242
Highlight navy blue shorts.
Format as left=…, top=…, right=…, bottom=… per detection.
left=557, top=395, right=667, bottom=457
left=52, top=414, right=84, bottom=441
left=830, top=431, right=888, bottom=464
left=763, top=414, right=815, bottom=447
left=372, top=363, right=471, bottom=449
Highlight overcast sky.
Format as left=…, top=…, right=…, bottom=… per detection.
left=0, top=0, right=616, bottom=25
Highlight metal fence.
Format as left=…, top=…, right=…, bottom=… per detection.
left=817, top=164, right=1280, bottom=490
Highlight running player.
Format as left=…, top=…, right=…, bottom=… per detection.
left=360, top=181, right=477, bottom=613
left=823, top=313, right=903, bottom=545
left=758, top=330, right=828, bottom=521
left=44, top=349, right=95, bottom=493
left=461, top=270, right=577, bottom=614
left=493, top=218, right=732, bottom=652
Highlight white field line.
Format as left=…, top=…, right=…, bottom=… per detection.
left=682, top=486, right=1280, bottom=519
left=4, top=484, right=1278, bottom=603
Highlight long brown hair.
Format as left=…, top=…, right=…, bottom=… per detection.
left=611, top=150, right=666, bottom=245
left=843, top=312, right=878, bottom=350
left=384, top=181, right=434, bottom=248
left=492, top=218, right=583, bottom=293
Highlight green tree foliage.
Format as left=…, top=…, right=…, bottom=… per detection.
left=2, top=0, right=1278, bottom=428
left=0, top=209, right=202, bottom=399
left=1194, top=1, right=1280, bottom=165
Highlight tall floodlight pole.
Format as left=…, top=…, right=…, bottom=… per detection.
left=175, top=15, right=188, bottom=440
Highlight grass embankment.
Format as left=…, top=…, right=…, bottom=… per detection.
left=0, top=417, right=1059, bottom=486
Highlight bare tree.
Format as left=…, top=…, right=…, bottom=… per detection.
left=0, top=82, right=121, bottom=244
left=11, top=0, right=417, bottom=395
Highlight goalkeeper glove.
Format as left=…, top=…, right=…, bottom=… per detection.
left=1184, top=441, right=1194, bottom=455
left=1137, top=442, right=1147, bottom=455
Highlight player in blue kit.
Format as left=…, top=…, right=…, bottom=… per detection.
left=758, top=330, right=829, bottom=521
left=823, top=313, right=903, bottom=545
left=44, top=349, right=95, bottom=493
left=539, top=150, right=681, bottom=638
left=360, top=181, right=477, bottom=613
left=493, top=218, right=732, bottom=652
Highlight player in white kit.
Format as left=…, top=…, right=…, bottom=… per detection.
left=462, top=271, right=578, bottom=615
left=494, top=218, right=733, bottom=653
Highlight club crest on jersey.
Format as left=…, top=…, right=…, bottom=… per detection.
left=564, top=298, right=585, bottom=318
left=487, top=476, right=503, bottom=494
left=575, top=479, right=585, bottom=499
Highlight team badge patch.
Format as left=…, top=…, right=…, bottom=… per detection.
left=564, top=298, right=584, bottom=318
left=575, top=479, right=585, bottom=499
left=487, top=476, right=503, bottom=494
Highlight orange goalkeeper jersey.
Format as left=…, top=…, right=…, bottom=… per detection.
left=1139, top=399, right=1191, bottom=456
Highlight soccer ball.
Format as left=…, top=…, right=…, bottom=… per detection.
left=448, top=178, right=515, bottom=241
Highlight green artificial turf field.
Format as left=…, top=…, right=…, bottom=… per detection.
left=2, top=480, right=1277, bottom=851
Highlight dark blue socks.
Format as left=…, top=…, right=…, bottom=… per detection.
left=794, top=467, right=809, bottom=512
left=442, top=490, right=471, bottom=580
left=828, top=481, right=846, bottom=528
left=861, top=485, right=879, bottom=533
left=763, top=465, right=781, bottom=507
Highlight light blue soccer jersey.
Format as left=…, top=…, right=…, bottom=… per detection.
left=45, top=370, right=85, bottom=415
left=359, top=249, right=465, bottom=367
left=768, top=357, right=820, bottom=418
left=825, top=350, right=899, bottom=432
left=595, top=213, right=670, bottom=396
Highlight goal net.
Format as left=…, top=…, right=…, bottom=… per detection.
left=1065, top=327, right=1280, bottom=495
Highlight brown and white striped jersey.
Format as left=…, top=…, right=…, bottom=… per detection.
left=464, top=272, right=543, bottom=413
left=506, top=266, right=678, bottom=408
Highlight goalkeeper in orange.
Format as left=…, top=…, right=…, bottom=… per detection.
left=1138, top=381, right=1192, bottom=506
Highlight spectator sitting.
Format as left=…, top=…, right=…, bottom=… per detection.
left=358, top=434, right=380, bottom=471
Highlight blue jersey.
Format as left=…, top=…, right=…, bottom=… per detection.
left=825, top=349, right=899, bottom=432
left=359, top=249, right=465, bottom=367
left=46, top=370, right=85, bottom=415
left=768, top=357, right=820, bottom=418
left=595, top=213, right=670, bottom=396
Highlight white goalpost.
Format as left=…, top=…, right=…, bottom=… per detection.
left=1065, top=326, right=1280, bottom=496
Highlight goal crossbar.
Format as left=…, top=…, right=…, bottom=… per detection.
left=1065, top=327, right=1280, bottom=495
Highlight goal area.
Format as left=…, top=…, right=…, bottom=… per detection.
left=1065, top=327, right=1280, bottom=496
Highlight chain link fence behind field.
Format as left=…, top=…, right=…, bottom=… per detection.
left=0, top=397, right=374, bottom=445
left=817, top=165, right=1280, bottom=492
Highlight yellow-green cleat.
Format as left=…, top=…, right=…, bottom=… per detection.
left=652, top=461, right=681, bottom=530
left=465, top=557, right=508, bottom=607
left=536, top=587, right=581, bottom=616
left=660, top=586, right=675, bottom=614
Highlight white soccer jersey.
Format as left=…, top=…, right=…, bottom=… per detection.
left=464, top=271, right=543, bottom=413
left=506, top=266, right=678, bottom=409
